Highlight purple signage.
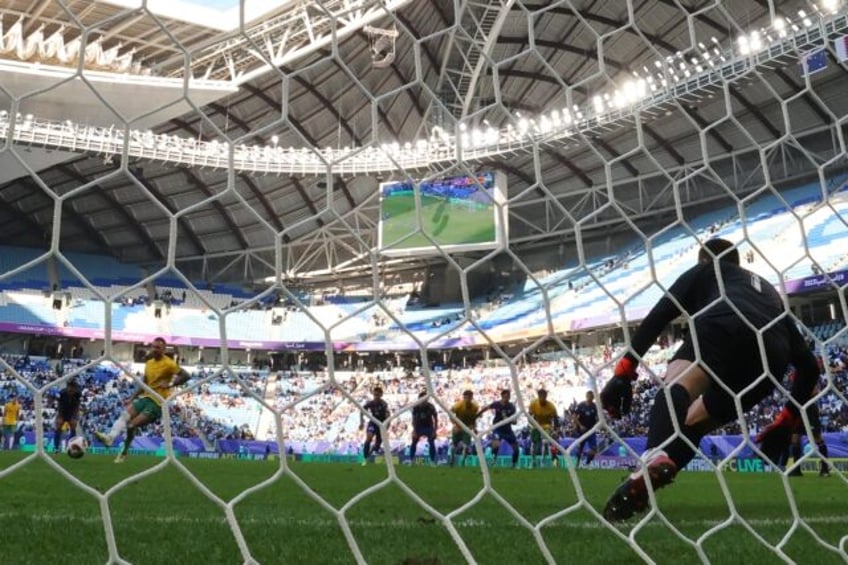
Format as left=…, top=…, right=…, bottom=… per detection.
left=784, top=269, right=848, bottom=294
left=20, top=432, right=848, bottom=459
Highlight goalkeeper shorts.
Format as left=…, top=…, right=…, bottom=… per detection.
left=671, top=314, right=791, bottom=423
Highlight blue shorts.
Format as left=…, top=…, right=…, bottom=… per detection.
left=493, top=427, right=516, bottom=443
left=577, top=433, right=597, bottom=451
left=413, top=426, right=434, bottom=438
left=366, top=422, right=382, bottom=437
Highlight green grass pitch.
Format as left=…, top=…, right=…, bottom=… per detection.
left=0, top=451, right=845, bottom=564
left=380, top=191, right=497, bottom=251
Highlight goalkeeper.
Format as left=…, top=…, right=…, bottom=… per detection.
left=600, top=239, right=819, bottom=522
left=96, top=337, right=190, bottom=462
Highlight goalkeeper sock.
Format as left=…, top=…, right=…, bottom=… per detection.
left=363, top=439, right=371, bottom=459
left=646, top=384, right=694, bottom=468
left=816, top=440, right=829, bottom=473
left=646, top=384, right=690, bottom=449
left=53, top=429, right=62, bottom=452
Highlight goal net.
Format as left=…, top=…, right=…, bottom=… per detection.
left=0, top=0, right=846, bottom=563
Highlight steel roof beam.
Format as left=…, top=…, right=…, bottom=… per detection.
left=55, top=164, right=162, bottom=260
left=127, top=167, right=206, bottom=257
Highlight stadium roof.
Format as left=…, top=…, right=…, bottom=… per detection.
left=0, top=0, right=847, bottom=285
left=102, top=0, right=287, bottom=31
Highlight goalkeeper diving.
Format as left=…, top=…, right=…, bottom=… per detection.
left=599, top=239, right=820, bottom=521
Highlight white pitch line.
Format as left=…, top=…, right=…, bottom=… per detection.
left=1, top=512, right=847, bottom=531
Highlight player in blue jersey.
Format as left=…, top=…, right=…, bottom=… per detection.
left=478, top=389, right=520, bottom=467
left=54, top=379, right=82, bottom=453
left=410, top=390, right=438, bottom=464
left=571, top=390, right=599, bottom=468
left=360, top=387, right=390, bottom=465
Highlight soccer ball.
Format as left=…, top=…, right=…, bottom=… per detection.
left=66, top=436, right=88, bottom=459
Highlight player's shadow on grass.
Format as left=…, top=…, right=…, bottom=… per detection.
left=430, top=199, right=450, bottom=238
left=431, top=213, right=450, bottom=237
left=431, top=198, right=448, bottom=223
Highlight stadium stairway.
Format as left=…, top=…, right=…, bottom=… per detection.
left=192, top=427, right=215, bottom=451
left=255, top=372, right=280, bottom=440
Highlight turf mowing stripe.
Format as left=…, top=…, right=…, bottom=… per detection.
left=2, top=512, right=846, bottom=530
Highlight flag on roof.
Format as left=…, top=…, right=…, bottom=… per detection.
left=799, top=48, right=828, bottom=77
left=835, top=35, right=848, bottom=63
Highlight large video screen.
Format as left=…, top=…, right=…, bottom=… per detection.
left=378, top=171, right=508, bottom=257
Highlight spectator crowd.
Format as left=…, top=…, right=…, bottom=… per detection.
left=1, top=340, right=846, bottom=454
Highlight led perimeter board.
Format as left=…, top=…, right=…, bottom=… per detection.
left=378, top=171, right=508, bottom=258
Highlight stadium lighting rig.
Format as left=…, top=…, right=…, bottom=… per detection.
left=179, top=0, right=412, bottom=82
left=0, top=3, right=846, bottom=176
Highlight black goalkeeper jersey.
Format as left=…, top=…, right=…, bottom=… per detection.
left=626, top=259, right=818, bottom=406
left=631, top=261, right=786, bottom=352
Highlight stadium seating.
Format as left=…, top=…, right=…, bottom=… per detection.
left=0, top=177, right=847, bottom=379
left=0, top=246, right=51, bottom=290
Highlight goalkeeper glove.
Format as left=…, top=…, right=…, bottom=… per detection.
left=601, top=357, right=638, bottom=419
left=755, top=405, right=800, bottom=466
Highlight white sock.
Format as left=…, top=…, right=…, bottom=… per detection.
left=109, top=411, right=130, bottom=440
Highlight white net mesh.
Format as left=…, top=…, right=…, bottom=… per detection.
left=0, top=0, right=846, bottom=563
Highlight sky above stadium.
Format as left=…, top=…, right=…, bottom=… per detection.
left=104, top=0, right=289, bottom=30
left=186, top=0, right=241, bottom=9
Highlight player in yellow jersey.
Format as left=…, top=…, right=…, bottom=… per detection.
left=96, top=337, right=190, bottom=462
left=528, top=389, right=559, bottom=466
left=2, top=394, right=21, bottom=450
left=450, top=390, right=480, bottom=466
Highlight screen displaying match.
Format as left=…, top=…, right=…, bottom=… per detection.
left=378, top=171, right=508, bottom=257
